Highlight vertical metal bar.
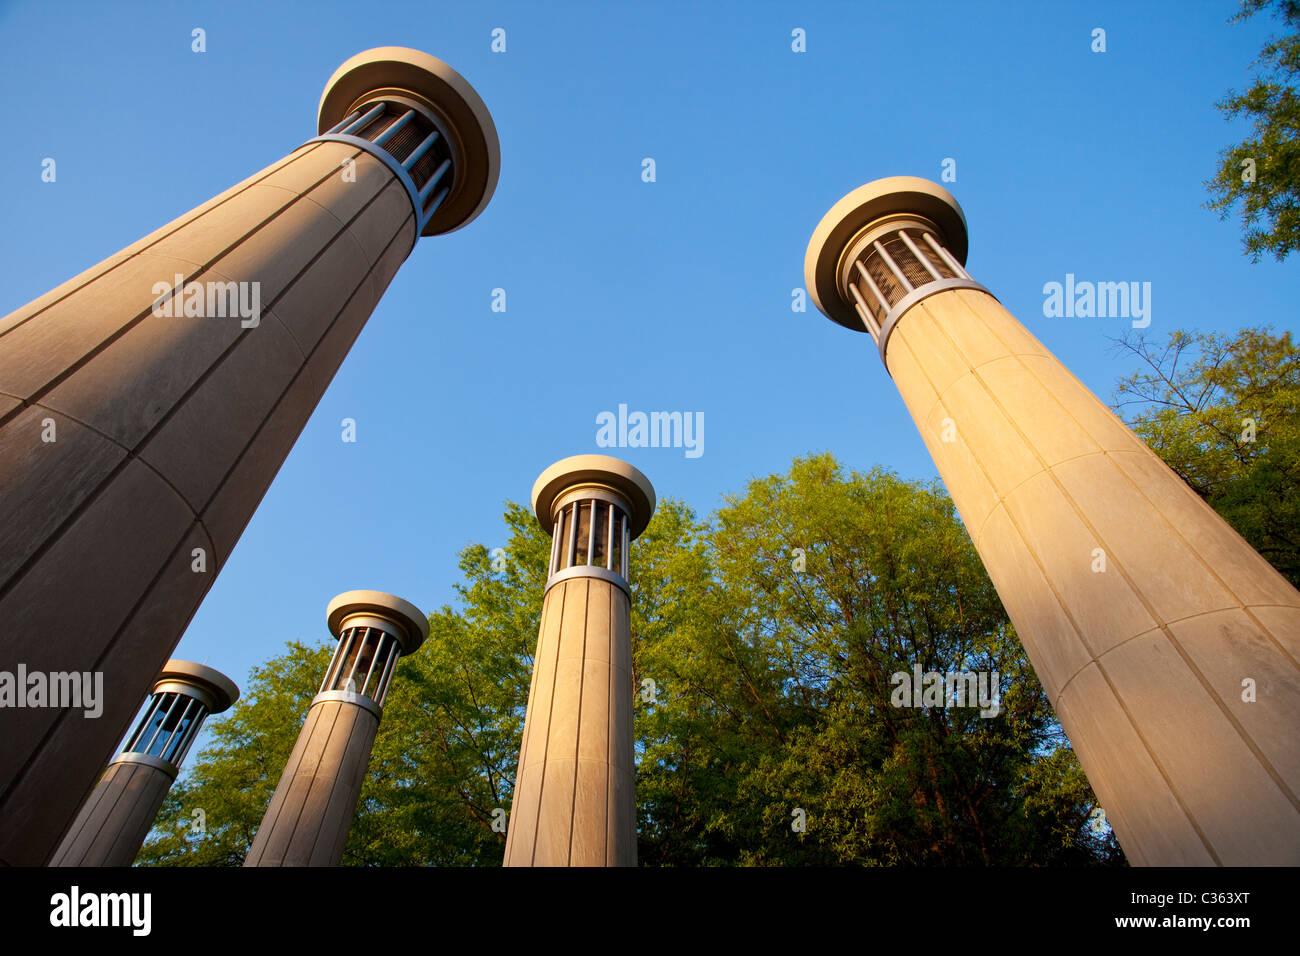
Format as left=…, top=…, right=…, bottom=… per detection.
left=853, top=259, right=892, bottom=316
left=340, top=102, right=387, bottom=137
left=160, top=697, right=196, bottom=764
left=553, top=519, right=562, bottom=573
left=143, top=693, right=181, bottom=756
left=342, top=627, right=367, bottom=692
left=376, top=648, right=401, bottom=705
left=607, top=503, right=616, bottom=570
left=317, top=632, right=348, bottom=691
left=361, top=632, right=385, bottom=699
left=848, top=283, right=882, bottom=336
left=372, top=109, right=416, bottom=148
left=873, top=238, right=913, bottom=293
left=125, top=696, right=160, bottom=752
left=401, top=129, right=440, bottom=170
left=326, top=108, right=363, bottom=135
left=923, top=231, right=970, bottom=279
left=899, top=230, right=942, bottom=282
left=587, top=499, right=597, bottom=567
left=418, top=159, right=452, bottom=202
left=622, top=517, right=629, bottom=578
left=173, top=704, right=209, bottom=766
left=332, top=629, right=358, bottom=692
left=425, top=186, right=451, bottom=217
left=566, top=502, right=579, bottom=569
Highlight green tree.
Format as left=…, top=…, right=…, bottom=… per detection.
left=142, top=456, right=1122, bottom=866
left=137, top=641, right=330, bottom=865
left=1205, top=0, right=1300, bottom=261
left=1110, top=325, right=1300, bottom=587
left=634, top=455, right=1121, bottom=865
left=139, top=504, right=548, bottom=866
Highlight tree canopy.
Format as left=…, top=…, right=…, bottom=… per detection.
left=139, top=454, right=1121, bottom=866
left=1110, top=325, right=1300, bottom=588
left=1205, top=0, right=1300, bottom=261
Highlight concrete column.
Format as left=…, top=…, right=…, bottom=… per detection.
left=804, top=177, right=1300, bottom=865
left=0, top=48, right=498, bottom=865
left=504, top=455, right=656, bottom=867
left=51, top=661, right=238, bottom=867
left=244, top=590, right=427, bottom=867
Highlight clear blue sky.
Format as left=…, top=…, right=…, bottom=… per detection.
left=1, top=1, right=1296, bottom=757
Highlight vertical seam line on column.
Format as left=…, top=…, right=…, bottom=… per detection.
left=530, top=580, right=567, bottom=865
left=960, top=295, right=1300, bottom=809
left=329, top=715, right=377, bottom=865
left=250, top=702, right=325, bottom=860
left=106, top=771, right=159, bottom=865
left=966, top=281, right=1297, bottom=667
left=50, top=766, right=109, bottom=864
left=304, top=706, right=369, bottom=866
left=196, top=211, right=414, bottom=536
left=86, top=763, right=143, bottom=864
left=605, top=584, right=614, bottom=864
left=58, top=769, right=114, bottom=865
left=567, top=578, right=591, bottom=863
left=1059, top=599, right=1300, bottom=701
left=931, top=299, right=1228, bottom=858
left=275, top=701, right=347, bottom=862
left=506, top=589, right=548, bottom=863
left=0, top=145, right=363, bottom=431
left=0, top=163, right=401, bottom=610
left=938, top=291, right=1298, bottom=839
left=0, top=143, right=323, bottom=342
left=891, top=296, right=1213, bottom=864
left=0, top=518, right=215, bottom=816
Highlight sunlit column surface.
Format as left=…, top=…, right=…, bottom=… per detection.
left=805, top=177, right=1300, bottom=866
left=503, top=455, right=656, bottom=866
left=244, top=590, right=427, bottom=867
left=0, top=47, right=498, bottom=865
left=50, top=661, right=238, bottom=867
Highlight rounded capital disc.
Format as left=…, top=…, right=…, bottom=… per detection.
left=156, top=660, right=240, bottom=713
left=318, top=46, right=500, bottom=237
left=532, top=455, right=657, bottom=540
left=804, top=176, right=969, bottom=331
left=326, top=589, right=430, bottom=655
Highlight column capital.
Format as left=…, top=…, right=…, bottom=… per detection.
left=153, top=659, right=239, bottom=714
left=326, top=590, right=429, bottom=655
left=532, top=454, right=656, bottom=540
left=805, top=176, right=969, bottom=332
left=318, top=46, right=500, bottom=237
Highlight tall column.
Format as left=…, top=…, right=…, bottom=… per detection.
left=504, top=455, right=656, bottom=867
left=244, top=590, right=427, bottom=867
left=804, top=177, right=1300, bottom=865
left=50, top=661, right=238, bottom=867
left=0, top=47, right=498, bottom=865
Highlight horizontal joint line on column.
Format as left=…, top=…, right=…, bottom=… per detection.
left=195, top=203, right=411, bottom=519
left=0, top=509, right=215, bottom=815
left=0, top=142, right=326, bottom=347
left=545, top=565, right=630, bottom=597
left=878, top=279, right=994, bottom=371
left=8, top=147, right=364, bottom=424
left=306, top=134, right=429, bottom=238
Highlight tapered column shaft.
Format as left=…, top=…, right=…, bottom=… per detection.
left=504, top=455, right=655, bottom=866
left=50, top=660, right=238, bottom=866
left=243, top=697, right=381, bottom=867
left=0, top=47, right=497, bottom=865
left=0, top=144, right=411, bottom=866
left=805, top=177, right=1300, bottom=866
left=504, top=576, right=636, bottom=865
left=50, top=760, right=175, bottom=868
left=887, top=286, right=1300, bottom=865
left=244, top=590, right=428, bottom=867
